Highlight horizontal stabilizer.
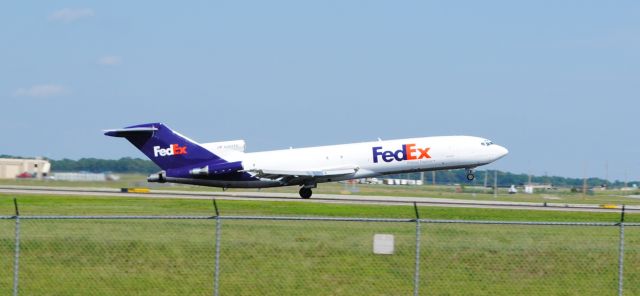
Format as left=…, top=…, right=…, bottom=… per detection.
left=104, top=127, right=158, bottom=137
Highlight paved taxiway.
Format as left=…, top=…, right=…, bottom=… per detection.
left=1, top=185, right=638, bottom=213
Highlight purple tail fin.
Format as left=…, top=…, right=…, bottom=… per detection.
left=104, top=123, right=224, bottom=170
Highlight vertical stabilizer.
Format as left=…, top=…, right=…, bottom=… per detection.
left=104, top=123, right=225, bottom=170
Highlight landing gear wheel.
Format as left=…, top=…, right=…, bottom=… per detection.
left=299, top=187, right=312, bottom=199
left=465, top=169, right=475, bottom=181
left=466, top=173, right=475, bottom=181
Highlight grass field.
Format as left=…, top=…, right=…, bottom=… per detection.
left=0, top=192, right=639, bottom=295
left=0, top=193, right=638, bottom=222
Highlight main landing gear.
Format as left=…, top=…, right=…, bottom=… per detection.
left=465, top=168, right=475, bottom=181
left=299, top=187, right=312, bottom=199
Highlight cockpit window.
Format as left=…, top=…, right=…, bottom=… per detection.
left=481, top=140, right=494, bottom=146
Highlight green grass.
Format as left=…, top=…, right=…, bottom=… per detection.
left=6, top=219, right=216, bottom=295
left=218, top=220, right=640, bottom=295
left=419, top=224, right=638, bottom=295
left=0, top=220, right=12, bottom=296
left=218, top=220, right=417, bottom=295
left=0, top=193, right=639, bottom=295
left=0, top=193, right=637, bottom=222
left=0, top=174, right=148, bottom=189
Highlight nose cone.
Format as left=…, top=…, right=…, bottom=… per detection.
left=494, top=145, right=509, bottom=160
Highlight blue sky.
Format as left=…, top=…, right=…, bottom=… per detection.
left=2, top=1, right=639, bottom=181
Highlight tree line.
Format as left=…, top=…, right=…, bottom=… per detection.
left=50, top=157, right=161, bottom=174
left=0, top=155, right=159, bottom=174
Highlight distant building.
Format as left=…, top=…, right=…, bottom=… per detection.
left=0, top=158, right=51, bottom=179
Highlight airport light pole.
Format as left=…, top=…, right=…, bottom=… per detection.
left=582, top=163, right=588, bottom=199
left=625, top=170, right=628, bottom=189
left=484, top=171, right=488, bottom=188
left=605, top=161, right=609, bottom=188
left=493, top=170, right=498, bottom=198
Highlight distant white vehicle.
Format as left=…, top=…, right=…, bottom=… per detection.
left=105, top=123, right=508, bottom=198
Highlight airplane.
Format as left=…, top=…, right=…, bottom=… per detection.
left=105, top=123, right=508, bottom=199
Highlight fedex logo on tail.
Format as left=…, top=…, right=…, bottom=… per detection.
left=372, top=144, right=431, bottom=163
left=153, top=144, right=187, bottom=157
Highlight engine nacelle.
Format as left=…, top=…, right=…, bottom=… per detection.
left=147, top=171, right=166, bottom=183
left=187, top=161, right=244, bottom=176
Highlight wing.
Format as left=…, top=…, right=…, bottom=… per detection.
left=244, top=165, right=359, bottom=185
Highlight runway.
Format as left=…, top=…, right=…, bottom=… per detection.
left=1, top=185, right=638, bottom=213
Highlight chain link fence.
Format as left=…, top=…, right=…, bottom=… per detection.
left=1, top=205, right=638, bottom=295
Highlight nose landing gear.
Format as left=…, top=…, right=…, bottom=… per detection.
left=465, top=169, right=475, bottom=181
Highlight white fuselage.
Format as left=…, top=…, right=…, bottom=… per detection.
left=204, top=135, right=508, bottom=187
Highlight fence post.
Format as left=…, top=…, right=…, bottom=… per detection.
left=413, top=202, right=421, bottom=296
left=213, top=199, right=221, bottom=296
left=12, top=198, right=20, bottom=296
left=617, top=205, right=625, bottom=296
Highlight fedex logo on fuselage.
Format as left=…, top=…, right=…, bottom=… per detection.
left=153, top=144, right=187, bottom=157
left=372, top=144, right=431, bottom=163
